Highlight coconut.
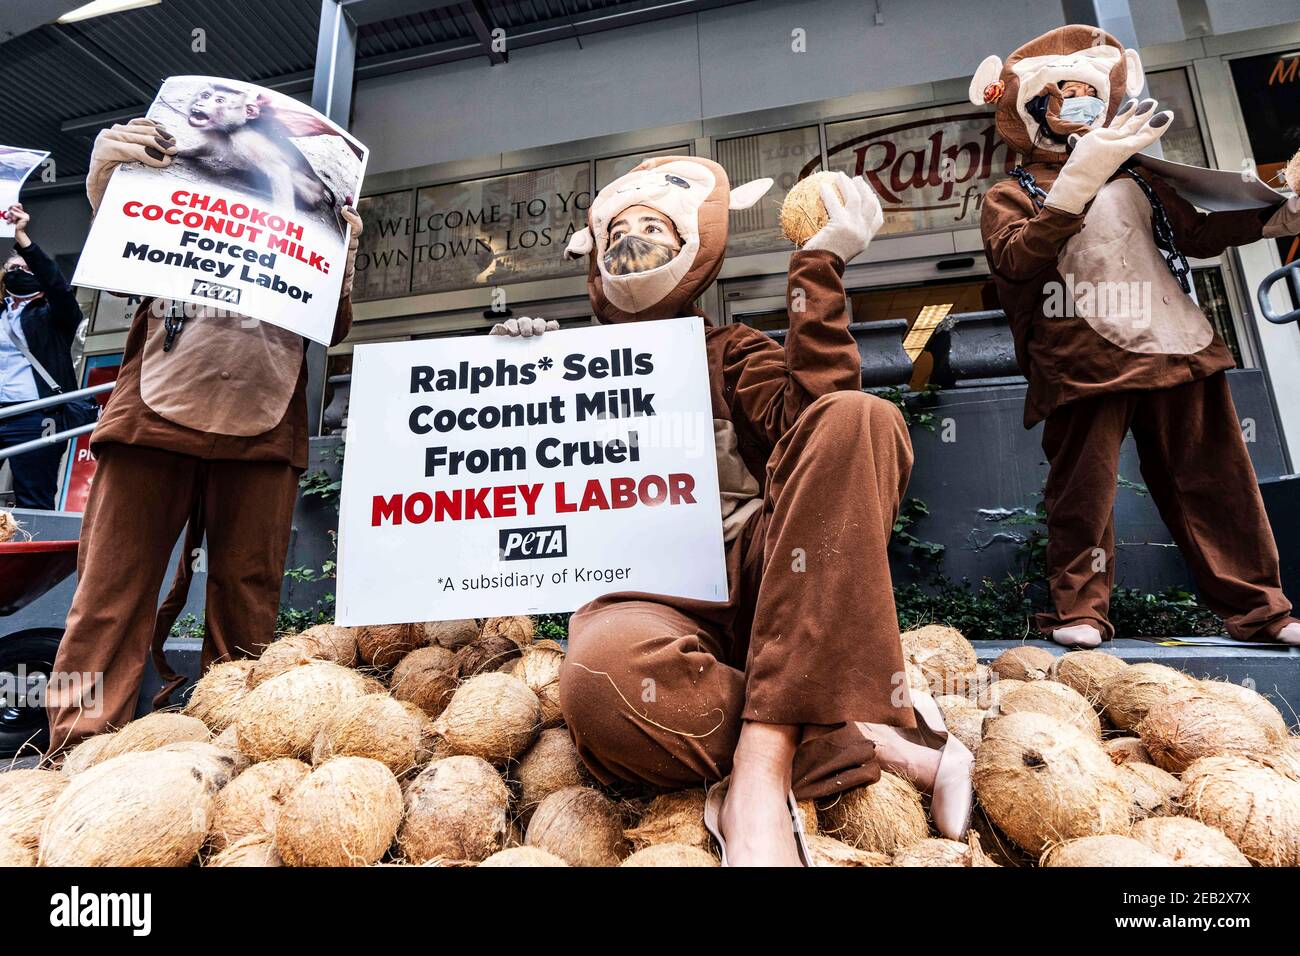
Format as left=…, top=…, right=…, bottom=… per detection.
left=899, top=625, right=978, bottom=697
left=0, top=509, right=21, bottom=543
left=183, top=660, right=255, bottom=731
left=0, top=832, right=34, bottom=866
left=509, top=639, right=566, bottom=728
left=479, top=846, right=569, bottom=867
left=433, top=672, right=541, bottom=765
left=249, top=633, right=325, bottom=687
left=481, top=615, right=535, bottom=648
left=1195, top=680, right=1288, bottom=740
left=1119, top=762, right=1182, bottom=821
left=236, top=661, right=372, bottom=761
left=390, top=645, right=459, bottom=718
left=1050, top=650, right=1127, bottom=704
left=779, top=171, right=844, bottom=246
left=355, top=623, right=422, bottom=670
left=205, top=833, right=283, bottom=867
left=1138, top=693, right=1276, bottom=773
left=60, top=732, right=117, bottom=776
left=275, top=756, right=402, bottom=867
left=298, top=624, right=358, bottom=667
left=155, top=740, right=250, bottom=779
left=990, top=645, right=1055, bottom=682
left=795, top=799, right=819, bottom=837
left=453, top=633, right=523, bottom=677
left=526, top=786, right=629, bottom=866
left=1130, top=816, right=1250, bottom=867
left=1182, top=754, right=1300, bottom=866
left=625, top=790, right=711, bottom=851
left=0, top=769, right=67, bottom=848
left=970, top=806, right=1034, bottom=867
left=399, top=755, right=511, bottom=864
left=621, top=843, right=718, bottom=867
left=209, top=757, right=310, bottom=850
left=1043, top=834, right=1172, bottom=867
left=1100, top=662, right=1195, bottom=731
left=978, top=678, right=1027, bottom=709
left=892, top=837, right=995, bottom=867
left=804, top=833, right=890, bottom=867
left=312, top=694, right=427, bottom=775
left=1286, top=147, right=1300, bottom=194
left=423, top=618, right=480, bottom=649
left=39, top=750, right=228, bottom=866
left=816, top=772, right=928, bottom=854
left=935, top=694, right=985, bottom=754
left=94, top=712, right=210, bottom=763
left=990, top=680, right=1101, bottom=738
left=1105, top=737, right=1152, bottom=766
left=973, top=710, right=1129, bottom=855
left=514, top=727, right=589, bottom=822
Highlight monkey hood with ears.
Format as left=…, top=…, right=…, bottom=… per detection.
left=968, top=25, right=1144, bottom=164
left=564, top=156, right=771, bottom=323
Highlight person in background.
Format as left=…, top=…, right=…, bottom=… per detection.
left=0, top=203, right=83, bottom=509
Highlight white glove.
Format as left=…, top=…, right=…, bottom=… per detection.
left=1044, top=99, right=1173, bottom=215
left=489, top=317, right=559, bottom=337
left=87, top=118, right=177, bottom=214
left=338, top=205, right=364, bottom=299
left=803, top=172, right=884, bottom=265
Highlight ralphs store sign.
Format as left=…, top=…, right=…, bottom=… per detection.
left=806, top=104, right=1017, bottom=236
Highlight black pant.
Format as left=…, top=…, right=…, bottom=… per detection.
left=0, top=407, right=65, bottom=510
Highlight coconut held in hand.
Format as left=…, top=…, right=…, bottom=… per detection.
left=779, top=171, right=843, bottom=247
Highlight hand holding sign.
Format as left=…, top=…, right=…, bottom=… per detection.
left=0, top=147, right=50, bottom=239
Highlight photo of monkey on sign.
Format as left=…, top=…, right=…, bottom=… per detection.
left=150, top=76, right=365, bottom=237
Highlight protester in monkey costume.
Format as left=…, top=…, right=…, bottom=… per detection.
left=44, top=118, right=363, bottom=754
left=494, top=156, right=974, bottom=865
left=975, top=25, right=1300, bottom=649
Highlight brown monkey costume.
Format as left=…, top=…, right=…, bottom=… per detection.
left=557, top=157, right=917, bottom=799
left=45, top=119, right=361, bottom=753
left=975, top=26, right=1300, bottom=645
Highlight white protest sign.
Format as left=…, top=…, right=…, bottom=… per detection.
left=335, top=317, right=727, bottom=625
left=0, top=146, right=50, bottom=238
left=72, top=76, right=368, bottom=344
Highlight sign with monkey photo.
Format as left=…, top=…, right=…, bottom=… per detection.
left=0, top=145, right=49, bottom=238
left=334, top=316, right=728, bottom=624
left=72, top=76, right=368, bottom=344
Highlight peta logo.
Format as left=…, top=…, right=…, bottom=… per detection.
left=190, top=278, right=241, bottom=304
left=499, top=525, right=568, bottom=561
left=50, top=886, right=151, bottom=936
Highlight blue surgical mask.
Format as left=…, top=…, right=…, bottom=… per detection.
left=1059, top=95, right=1105, bottom=128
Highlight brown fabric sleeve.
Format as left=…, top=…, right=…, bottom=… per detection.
left=722, top=249, right=861, bottom=448
left=329, top=295, right=354, bottom=347
left=1147, top=172, right=1277, bottom=259
left=981, top=179, right=1085, bottom=282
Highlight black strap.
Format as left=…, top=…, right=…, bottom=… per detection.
left=1121, top=165, right=1192, bottom=294
left=162, top=299, right=184, bottom=352
left=1010, top=165, right=1047, bottom=209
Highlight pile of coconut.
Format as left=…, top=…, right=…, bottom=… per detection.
left=5, top=619, right=1297, bottom=867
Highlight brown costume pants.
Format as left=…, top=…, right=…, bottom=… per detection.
left=559, top=391, right=917, bottom=800
left=46, top=442, right=300, bottom=753
left=1037, top=372, right=1295, bottom=641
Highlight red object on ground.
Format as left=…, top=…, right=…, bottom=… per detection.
left=0, top=540, right=78, bottom=616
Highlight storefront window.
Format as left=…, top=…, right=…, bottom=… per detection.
left=716, top=125, right=823, bottom=254
left=1193, top=266, right=1242, bottom=367
left=1146, top=69, right=1208, bottom=168
left=822, top=103, right=1016, bottom=238
left=411, top=163, right=590, bottom=294
left=353, top=189, right=415, bottom=302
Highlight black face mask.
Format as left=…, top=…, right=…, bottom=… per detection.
left=4, top=268, right=40, bottom=297
left=602, top=233, right=677, bottom=276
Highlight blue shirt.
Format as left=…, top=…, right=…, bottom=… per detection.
left=1, top=295, right=40, bottom=403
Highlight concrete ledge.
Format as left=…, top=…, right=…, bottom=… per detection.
left=976, top=639, right=1300, bottom=730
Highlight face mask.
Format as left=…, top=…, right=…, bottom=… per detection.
left=3, top=268, right=40, bottom=297
left=602, top=233, right=677, bottom=276
left=1058, top=95, right=1106, bottom=128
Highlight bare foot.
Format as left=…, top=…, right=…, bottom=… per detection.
left=1052, top=623, right=1102, bottom=648
left=719, top=722, right=802, bottom=867
left=1278, top=622, right=1300, bottom=646
left=857, top=721, right=941, bottom=792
